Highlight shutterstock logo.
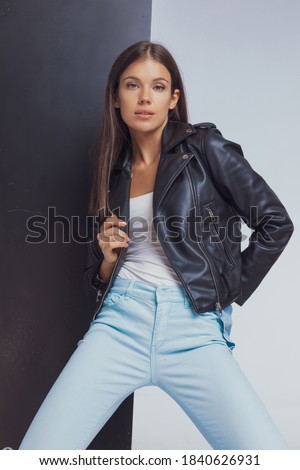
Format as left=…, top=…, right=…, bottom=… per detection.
left=24, top=205, right=276, bottom=245
left=25, top=207, right=95, bottom=244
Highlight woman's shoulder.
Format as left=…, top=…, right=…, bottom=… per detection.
left=165, top=120, right=218, bottom=142
left=163, top=120, right=225, bottom=154
left=184, top=122, right=244, bottom=161
left=192, top=122, right=217, bottom=130
left=167, top=120, right=217, bottom=132
left=189, top=122, right=239, bottom=148
left=191, top=122, right=227, bottom=142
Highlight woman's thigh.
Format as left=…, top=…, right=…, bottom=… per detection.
left=154, top=304, right=287, bottom=450
left=19, top=294, right=152, bottom=450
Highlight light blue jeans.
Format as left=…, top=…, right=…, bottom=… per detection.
left=19, top=278, right=287, bottom=450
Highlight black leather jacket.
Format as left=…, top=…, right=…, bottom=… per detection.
left=84, top=121, right=294, bottom=319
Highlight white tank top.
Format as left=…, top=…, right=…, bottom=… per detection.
left=117, top=191, right=182, bottom=286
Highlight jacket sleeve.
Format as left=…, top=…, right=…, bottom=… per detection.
left=82, top=221, right=107, bottom=301
left=203, top=127, right=294, bottom=306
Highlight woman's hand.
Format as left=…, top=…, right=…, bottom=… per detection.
left=97, top=213, right=129, bottom=265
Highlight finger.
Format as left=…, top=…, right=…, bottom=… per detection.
left=99, top=239, right=129, bottom=250
left=103, top=215, right=127, bottom=228
left=104, top=227, right=129, bottom=241
left=97, top=230, right=129, bottom=243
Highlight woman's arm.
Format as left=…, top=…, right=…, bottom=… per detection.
left=203, top=127, right=294, bottom=306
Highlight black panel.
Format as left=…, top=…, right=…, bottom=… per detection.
left=0, top=0, right=151, bottom=450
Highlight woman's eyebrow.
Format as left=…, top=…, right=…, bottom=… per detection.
left=123, top=76, right=169, bottom=83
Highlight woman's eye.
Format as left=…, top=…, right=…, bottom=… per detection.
left=154, top=85, right=165, bottom=91
left=126, top=83, right=138, bottom=89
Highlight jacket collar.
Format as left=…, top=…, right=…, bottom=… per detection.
left=113, top=121, right=197, bottom=172
left=109, top=121, right=198, bottom=216
left=161, top=120, right=197, bottom=154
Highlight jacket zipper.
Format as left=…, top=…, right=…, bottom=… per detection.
left=205, top=206, right=235, bottom=266
left=154, top=219, right=199, bottom=313
left=94, top=150, right=190, bottom=313
left=93, top=187, right=129, bottom=320
left=93, top=245, right=126, bottom=321
left=151, top=153, right=206, bottom=314
left=186, top=168, right=223, bottom=316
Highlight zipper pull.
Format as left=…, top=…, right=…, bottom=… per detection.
left=96, top=289, right=102, bottom=302
left=215, top=302, right=223, bottom=317
left=207, top=207, right=213, bottom=217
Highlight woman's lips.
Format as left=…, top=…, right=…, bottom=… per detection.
left=135, top=111, right=155, bottom=119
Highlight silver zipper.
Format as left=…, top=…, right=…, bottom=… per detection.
left=186, top=168, right=223, bottom=316
left=92, top=175, right=130, bottom=320
left=96, top=289, right=102, bottom=303
left=154, top=219, right=197, bottom=312
left=205, top=206, right=235, bottom=266
left=152, top=153, right=200, bottom=312
left=93, top=242, right=127, bottom=321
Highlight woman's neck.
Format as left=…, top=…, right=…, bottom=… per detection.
left=129, top=129, right=162, bottom=167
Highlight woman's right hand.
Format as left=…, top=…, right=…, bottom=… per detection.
left=97, top=213, right=129, bottom=265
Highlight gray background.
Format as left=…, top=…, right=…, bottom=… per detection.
left=132, top=0, right=300, bottom=449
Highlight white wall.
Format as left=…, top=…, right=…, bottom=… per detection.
left=132, top=0, right=300, bottom=450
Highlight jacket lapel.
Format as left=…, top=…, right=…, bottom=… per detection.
left=109, top=121, right=197, bottom=218
left=153, top=121, right=197, bottom=213
left=153, top=150, right=194, bottom=214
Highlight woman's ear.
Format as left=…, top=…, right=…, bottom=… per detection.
left=113, top=96, right=120, bottom=108
left=169, top=89, right=180, bottom=110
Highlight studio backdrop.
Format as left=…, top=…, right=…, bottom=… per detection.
left=0, top=0, right=152, bottom=450
left=1, top=0, right=299, bottom=451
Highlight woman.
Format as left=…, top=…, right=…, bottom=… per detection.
left=20, top=41, right=293, bottom=450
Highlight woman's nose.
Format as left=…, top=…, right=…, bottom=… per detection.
left=138, top=94, right=151, bottom=104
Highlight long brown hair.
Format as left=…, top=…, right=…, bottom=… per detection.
left=88, top=41, right=188, bottom=220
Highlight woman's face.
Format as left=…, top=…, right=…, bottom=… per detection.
left=114, top=58, right=180, bottom=136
